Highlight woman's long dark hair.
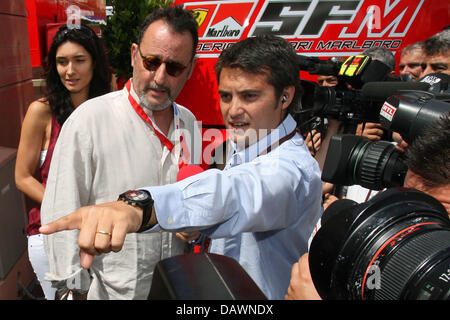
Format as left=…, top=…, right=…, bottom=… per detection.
left=45, top=23, right=112, bottom=125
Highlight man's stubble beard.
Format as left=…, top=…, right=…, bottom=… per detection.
left=139, top=83, right=173, bottom=111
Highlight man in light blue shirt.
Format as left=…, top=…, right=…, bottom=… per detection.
left=41, top=35, right=323, bottom=299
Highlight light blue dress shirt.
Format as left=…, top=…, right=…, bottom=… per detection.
left=143, top=114, right=323, bottom=299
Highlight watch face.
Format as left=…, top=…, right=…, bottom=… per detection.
left=125, top=190, right=149, bottom=201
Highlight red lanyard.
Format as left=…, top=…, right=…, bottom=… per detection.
left=125, top=79, right=187, bottom=169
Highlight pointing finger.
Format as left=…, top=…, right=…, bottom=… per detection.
left=39, top=210, right=82, bottom=235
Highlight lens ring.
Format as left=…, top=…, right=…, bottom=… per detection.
left=352, top=141, right=370, bottom=183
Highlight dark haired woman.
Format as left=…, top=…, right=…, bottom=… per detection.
left=15, top=24, right=111, bottom=299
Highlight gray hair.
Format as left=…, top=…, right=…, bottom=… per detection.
left=362, top=47, right=396, bottom=71
left=401, top=41, right=425, bottom=56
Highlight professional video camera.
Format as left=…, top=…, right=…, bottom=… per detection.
left=309, top=188, right=450, bottom=300
left=321, top=91, right=450, bottom=190
left=297, top=54, right=448, bottom=124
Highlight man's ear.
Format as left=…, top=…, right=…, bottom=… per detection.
left=131, top=43, right=138, bottom=68
left=280, top=86, right=295, bottom=110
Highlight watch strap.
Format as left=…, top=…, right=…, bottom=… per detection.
left=137, top=197, right=153, bottom=233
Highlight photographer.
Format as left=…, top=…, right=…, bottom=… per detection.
left=320, top=48, right=398, bottom=206
left=355, top=47, right=396, bottom=143
left=285, top=112, right=450, bottom=300
left=303, top=71, right=340, bottom=158
left=403, top=112, right=450, bottom=214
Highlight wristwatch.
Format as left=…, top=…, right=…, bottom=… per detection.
left=118, top=189, right=154, bottom=232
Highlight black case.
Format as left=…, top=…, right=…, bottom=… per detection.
left=148, top=253, right=267, bottom=300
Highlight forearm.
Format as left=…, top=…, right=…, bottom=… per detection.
left=145, top=159, right=306, bottom=237
left=41, top=119, right=94, bottom=287
left=15, top=175, right=45, bottom=203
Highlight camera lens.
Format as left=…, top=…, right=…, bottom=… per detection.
left=351, top=139, right=407, bottom=190
left=321, top=135, right=408, bottom=190
left=309, top=188, right=450, bottom=300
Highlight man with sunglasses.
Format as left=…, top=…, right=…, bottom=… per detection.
left=41, top=34, right=323, bottom=300
left=41, top=6, right=202, bottom=299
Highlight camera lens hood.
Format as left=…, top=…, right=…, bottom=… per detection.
left=309, top=188, right=449, bottom=300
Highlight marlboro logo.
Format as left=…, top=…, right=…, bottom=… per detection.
left=206, top=17, right=242, bottom=38
left=185, top=1, right=257, bottom=40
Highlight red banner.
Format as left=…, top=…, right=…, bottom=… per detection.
left=175, top=0, right=449, bottom=126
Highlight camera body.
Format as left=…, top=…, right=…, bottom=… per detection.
left=321, top=91, right=450, bottom=190
left=297, top=54, right=449, bottom=126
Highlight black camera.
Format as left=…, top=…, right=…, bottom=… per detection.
left=321, top=92, right=450, bottom=190
left=379, top=91, right=450, bottom=144
left=297, top=55, right=342, bottom=77
left=299, top=79, right=432, bottom=123
left=301, top=81, right=376, bottom=123
left=309, top=188, right=450, bottom=300
left=297, top=54, right=448, bottom=124
left=298, top=54, right=409, bottom=84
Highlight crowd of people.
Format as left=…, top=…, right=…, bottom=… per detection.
left=14, top=5, right=449, bottom=300
left=287, top=26, right=450, bottom=300
left=302, top=28, right=450, bottom=209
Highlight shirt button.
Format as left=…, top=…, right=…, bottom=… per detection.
left=167, top=217, right=174, bottom=225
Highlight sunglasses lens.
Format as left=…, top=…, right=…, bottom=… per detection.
left=143, top=56, right=162, bottom=71
left=165, top=62, right=186, bottom=77
left=142, top=55, right=186, bottom=77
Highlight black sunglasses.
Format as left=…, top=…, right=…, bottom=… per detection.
left=138, top=46, right=187, bottom=77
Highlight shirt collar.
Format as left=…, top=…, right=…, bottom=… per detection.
left=124, top=79, right=184, bottom=137
left=124, top=79, right=179, bottom=116
left=226, top=114, right=297, bottom=168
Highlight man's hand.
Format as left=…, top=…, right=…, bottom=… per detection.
left=304, top=129, right=322, bottom=156
left=323, top=193, right=340, bottom=211
left=356, top=122, right=384, bottom=141
left=392, top=132, right=409, bottom=152
left=39, top=201, right=143, bottom=269
left=285, top=253, right=322, bottom=300
left=176, top=231, right=201, bottom=243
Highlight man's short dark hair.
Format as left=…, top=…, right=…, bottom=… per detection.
left=215, top=35, right=303, bottom=114
left=405, top=112, right=450, bottom=188
left=137, top=5, right=198, bottom=60
left=424, top=30, right=450, bottom=57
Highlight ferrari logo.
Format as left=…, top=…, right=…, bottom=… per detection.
left=193, top=9, right=208, bottom=27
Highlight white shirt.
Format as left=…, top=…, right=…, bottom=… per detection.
left=41, top=83, right=202, bottom=299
